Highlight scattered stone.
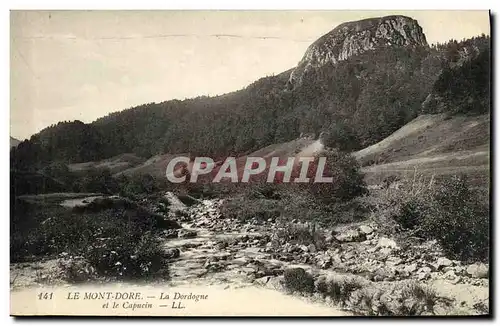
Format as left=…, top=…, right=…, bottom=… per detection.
left=165, top=248, right=180, bottom=259
left=443, top=270, right=457, bottom=280
left=416, top=266, right=431, bottom=280
left=436, top=257, right=453, bottom=270
left=162, top=229, right=179, bottom=239
left=376, top=237, right=398, bottom=249
left=466, top=263, right=488, bottom=279
left=359, top=225, right=374, bottom=235
left=335, top=229, right=366, bottom=243
left=254, top=276, right=272, bottom=286
left=379, top=247, right=393, bottom=257
left=386, top=257, right=402, bottom=266
left=404, top=263, right=418, bottom=274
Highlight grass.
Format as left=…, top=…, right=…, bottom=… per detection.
left=315, top=275, right=364, bottom=305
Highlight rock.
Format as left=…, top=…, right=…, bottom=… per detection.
left=289, top=15, right=428, bottom=86
left=436, top=257, right=453, bottom=270
left=165, top=248, right=180, bottom=259
left=454, top=266, right=465, bottom=275
left=374, top=267, right=396, bottom=281
left=378, top=247, right=393, bottom=257
left=443, top=270, right=457, bottom=280
left=162, top=229, right=179, bottom=239
left=299, top=245, right=309, bottom=253
left=466, top=263, right=488, bottom=279
left=386, top=257, right=402, bottom=266
left=359, top=225, right=374, bottom=235
left=344, top=252, right=355, bottom=260
left=266, top=276, right=285, bottom=291
left=366, top=233, right=376, bottom=240
left=307, top=244, right=317, bottom=253
left=254, top=276, right=272, bottom=287
left=335, top=229, right=366, bottom=243
left=376, top=237, right=398, bottom=249
left=215, top=241, right=228, bottom=250
left=416, top=266, right=431, bottom=280
left=404, top=263, right=418, bottom=274
left=316, top=254, right=333, bottom=269
left=233, top=257, right=251, bottom=265
left=204, top=261, right=225, bottom=272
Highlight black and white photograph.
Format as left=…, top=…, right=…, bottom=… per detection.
left=9, top=9, right=491, bottom=317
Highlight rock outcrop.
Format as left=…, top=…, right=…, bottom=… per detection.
left=289, top=15, right=428, bottom=86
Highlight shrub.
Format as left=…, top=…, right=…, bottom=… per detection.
left=11, top=197, right=176, bottom=280
left=246, top=183, right=282, bottom=200
left=315, top=276, right=364, bottom=305
left=220, top=198, right=281, bottom=223
left=396, top=282, right=438, bottom=316
left=283, top=268, right=315, bottom=294
left=84, top=233, right=169, bottom=280
left=305, top=149, right=367, bottom=204
left=392, top=174, right=489, bottom=262
left=58, top=256, right=97, bottom=283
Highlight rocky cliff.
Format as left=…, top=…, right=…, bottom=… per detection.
left=289, top=15, right=428, bottom=85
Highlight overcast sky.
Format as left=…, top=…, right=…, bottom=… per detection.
left=10, top=10, right=490, bottom=140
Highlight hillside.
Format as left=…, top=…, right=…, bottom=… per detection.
left=10, top=137, right=20, bottom=148
left=354, top=114, right=490, bottom=186
left=68, top=153, right=146, bottom=174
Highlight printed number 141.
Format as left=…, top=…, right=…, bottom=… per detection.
left=38, top=292, right=53, bottom=300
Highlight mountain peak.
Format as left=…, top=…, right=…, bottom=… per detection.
left=289, top=15, right=428, bottom=85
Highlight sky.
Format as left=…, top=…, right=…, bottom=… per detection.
left=10, top=10, right=490, bottom=140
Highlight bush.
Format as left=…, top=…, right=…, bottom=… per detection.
left=283, top=268, right=315, bottom=294
left=246, top=183, right=281, bottom=200
left=315, top=276, right=364, bottom=305
left=305, top=150, right=367, bottom=204
left=393, top=174, right=489, bottom=262
left=220, top=198, right=281, bottom=223
left=11, top=197, right=176, bottom=280
left=84, top=233, right=169, bottom=280
left=58, top=256, right=97, bottom=283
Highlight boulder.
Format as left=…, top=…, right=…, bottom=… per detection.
left=359, top=225, right=374, bottom=235
left=165, top=248, right=180, bottom=259
left=162, top=229, right=179, bottom=239
left=404, top=263, right=418, bottom=274
left=254, top=276, right=272, bottom=287
left=466, top=263, right=488, bottom=279
left=335, top=229, right=366, bottom=243
left=178, top=229, right=198, bottom=238
left=436, top=257, right=453, bottom=270
left=416, top=266, right=431, bottom=280
left=443, top=270, right=457, bottom=281
left=376, top=237, right=398, bottom=249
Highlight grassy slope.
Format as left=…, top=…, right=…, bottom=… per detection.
left=68, top=153, right=146, bottom=174
left=354, top=114, right=490, bottom=186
